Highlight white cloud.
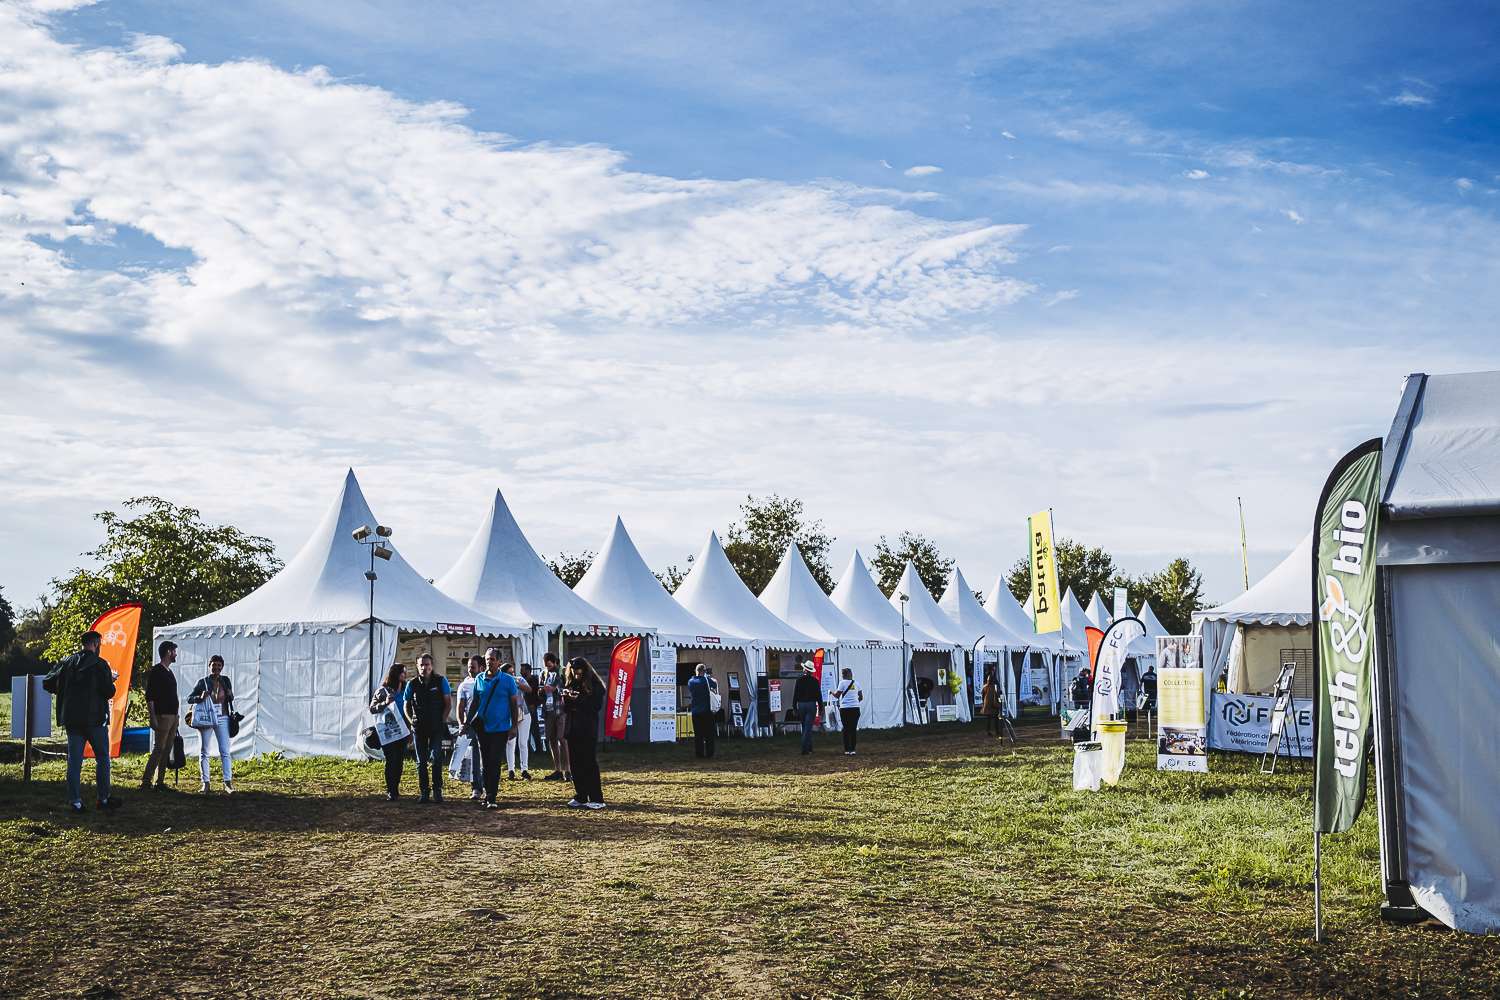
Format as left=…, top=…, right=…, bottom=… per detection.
left=1387, top=90, right=1433, bottom=108
left=1043, top=289, right=1079, bottom=307
left=1456, top=177, right=1475, bottom=192
left=879, top=158, right=893, bottom=169
left=904, top=164, right=943, bottom=177
left=1184, top=168, right=1210, bottom=180
left=1284, top=209, right=1306, bottom=225
left=1000, top=130, right=1017, bottom=140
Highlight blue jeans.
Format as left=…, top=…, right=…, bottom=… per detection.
left=66, top=725, right=110, bottom=806
left=797, top=701, right=818, bottom=752
left=414, top=729, right=444, bottom=796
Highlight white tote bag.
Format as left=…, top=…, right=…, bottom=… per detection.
left=375, top=704, right=410, bottom=745
left=1073, top=742, right=1104, bottom=793
left=449, top=733, right=474, bottom=782
left=708, top=683, right=723, bottom=713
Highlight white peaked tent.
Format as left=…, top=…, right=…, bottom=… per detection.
left=1087, top=592, right=1113, bottom=629
left=1136, top=599, right=1170, bottom=641
left=986, top=581, right=1070, bottom=708
left=676, top=533, right=820, bottom=652
left=832, top=551, right=953, bottom=726
left=156, top=470, right=525, bottom=760
left=891, top=563, right=972, bottom=721
left=758, top=544, right=905, bottom=730
left=1193, top=533, right=1314, bottom=709
left=437, top=490, right=643, bottom=667
left=574, top=518, right=758, bottom=734
left=938, top=568, right=1024, bottom=718
left=1059, top=588, right=1094, bottom=651
left=675, top=532, right=821, bottom=731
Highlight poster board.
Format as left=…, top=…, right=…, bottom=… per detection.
left=1156, top=635, right=1208, bottom=772
left=768, top=679, right=783, bottom=714
left=648, top=639, right=677, bottom=743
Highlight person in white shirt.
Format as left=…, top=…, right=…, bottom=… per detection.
left=454, top=655, right=484, bottom=799
left=504, top=662, right=534, bottom=780
left=833, top=667, right=863, bottom=756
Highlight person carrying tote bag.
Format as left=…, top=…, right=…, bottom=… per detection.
left=369, top=663, right=411, bottom=802
left=185, top=655, right=236, bottom=794
left=833, top=667, right=863, bottom=756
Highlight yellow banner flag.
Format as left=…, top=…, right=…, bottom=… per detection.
left=85, top=602, right=142, bottom=759
left=1028, top=510, right=1062, bottom=634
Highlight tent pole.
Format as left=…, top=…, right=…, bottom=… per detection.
left=1314, top=831, right=1324, bottom=942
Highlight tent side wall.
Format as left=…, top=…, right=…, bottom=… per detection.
left=159, top=623, right=398, bottom=761
left=1385, top=560, right=1500, bottom=933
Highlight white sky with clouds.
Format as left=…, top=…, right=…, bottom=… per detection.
left=2, top=0, right=1497, bottom=612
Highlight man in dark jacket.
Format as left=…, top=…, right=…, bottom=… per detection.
left=43, top=630, right=120, bottom=813
left=792, top=662, right=822, bottom=755
left=686, top=664, right=719, bottom=759
left=403, top=653, right=452, bottom=803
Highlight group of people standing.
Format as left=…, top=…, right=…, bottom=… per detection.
left=369, top=648, right=607, bottom=810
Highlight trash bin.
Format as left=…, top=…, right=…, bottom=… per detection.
left=1097, top=719, right=1127, bottom=785
left=122, top=726, right=151, bottom=755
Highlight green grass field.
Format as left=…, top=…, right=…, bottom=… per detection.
left=1, top=717, right=1495, bottom=999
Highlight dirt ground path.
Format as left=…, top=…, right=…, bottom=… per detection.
left=2, top=723, right=1496, bottom=998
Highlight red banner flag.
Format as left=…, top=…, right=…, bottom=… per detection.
left=86, top=602, right=142, bottom=758
left=605, top=636, right=642, bottom=739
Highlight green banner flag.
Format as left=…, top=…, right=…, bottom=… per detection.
left=1313, top=440, right=1382, bottom=835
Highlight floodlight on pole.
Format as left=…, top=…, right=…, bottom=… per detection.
left=355, top=523, right=395, bottom=697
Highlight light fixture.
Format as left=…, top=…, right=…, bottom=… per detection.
left=351, top=525, right=372, bottom=541
left=373, top=544, right=393, bottom=561
left=376, top=525, right=393, bottom=538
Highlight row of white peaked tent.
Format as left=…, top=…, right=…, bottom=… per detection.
left=159, top=469, right=1091, bottom=759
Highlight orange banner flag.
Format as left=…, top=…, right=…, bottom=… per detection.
left=85, top=602, right=142, bottom=758
left=1084, top=625, right=1105, bottom=681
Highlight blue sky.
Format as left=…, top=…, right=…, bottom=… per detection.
left=2, top=0, right=1497, bottom=613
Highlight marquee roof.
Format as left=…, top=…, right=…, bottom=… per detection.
left=1194, top=532, right=1313, bottom=627
left=938, top=567, right=1029, bottom=651
left=436, top=490, right=638, bottom=636
left=162, top=470, right=523, bottom=638
left=573, top=518, right=750, bottom=648
left=831, top=552, right=951, bottom=648
left=891, top=563, right=972, bottom=647
left=675, top=532, right=819, bottom=651
left=759, top=544, right=892, bottom=646
left=984, top=580, right=1066, bottom=653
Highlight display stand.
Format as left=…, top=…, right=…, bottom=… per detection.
left=1260, top=661, right=1303, bottom=773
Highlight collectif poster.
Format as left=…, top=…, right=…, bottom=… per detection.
left=1156, top=635, right=1208, bottom=772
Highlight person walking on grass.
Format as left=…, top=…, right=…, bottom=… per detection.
left=404, top=653, right=451, bottom=804
left=540, top=652, right=570, bottom=783
left=562, top=656, right=606, bottom=809
left=43, top=629, right=120, bottom=814
left=833, top=667, right=863, bottom=756
left=504, top=662, right=535, bottom=781
left=686, top=664, right=718, bottom=759
left=369, top=662, right=409, bottom=801
left=793, top=661, right=822, bottom=755
left=522, top=662, right=543, bottom=758
left=142, top=640, right=180, bottom=789
left=455, top=654, right=484, bottom=799
left=472, top=649, right=521, bottom=810
left=980, top=667, right=1002, bottom=740
left=186, top=655, right=236, bottom=795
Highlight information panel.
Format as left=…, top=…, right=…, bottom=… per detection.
left=648, top=639, right=677, bottom=743
left=1156, top=635, right=1208, bottom=772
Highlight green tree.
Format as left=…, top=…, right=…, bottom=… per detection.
left=1125, top=558, right=1206, bottom=635
left=0, top=586, right=15, bottom=661
left=547, top=550, right=595, bottom=588
left=44, top=497, right=283, bottom=682
left=1007, top=538, right=1120, bottom=606
left=870, top=531, right=953, bottom=598
left=1, top=599, right=53, bottom=677
left=723, top=495, right=834, bottom=594
left=654, top=560, right=690, bottom=594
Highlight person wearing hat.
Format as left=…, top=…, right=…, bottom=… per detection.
left=686, top=663, right=719, bottom=759
left=792, top=661, right=823, bottom=755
